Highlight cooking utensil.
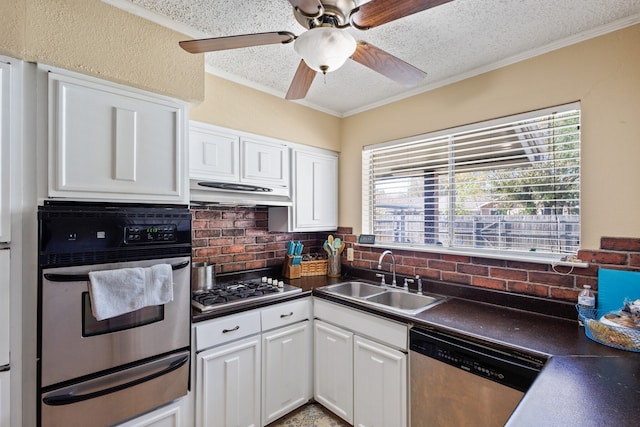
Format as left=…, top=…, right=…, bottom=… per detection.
left=323, top=241, right=333, bottom=256
left=328, top=235, right=334, bottom=250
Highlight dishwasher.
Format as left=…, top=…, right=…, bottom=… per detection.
left=410, top=328, right=543, bottom=427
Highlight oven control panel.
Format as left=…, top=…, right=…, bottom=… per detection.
left=124, top=225, right=178, bottom=244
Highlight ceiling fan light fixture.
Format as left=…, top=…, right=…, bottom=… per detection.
left=294, top=26, right=356, bottom=74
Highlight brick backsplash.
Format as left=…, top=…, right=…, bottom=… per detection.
left=191, top=206, right=329, bottom=274
left=330, top=228, right=640, bottom=303
left=190, top=208, right=640, bottom=304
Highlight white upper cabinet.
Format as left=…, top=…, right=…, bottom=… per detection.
left=189, top=122, right=240, bottom=183
left=269, top=146, right=338, bottom=232
left=46, top=68, right=188, bottom=204
left=240, top=137, right=289, bottom=188
left=0, top=61, right=10, bottom=242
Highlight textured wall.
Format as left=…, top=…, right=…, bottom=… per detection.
left=340, top=24, right=640, bottom=250
left=0, top=0, right=203, bottom=102
left=190, top=73, right=341, bottom=152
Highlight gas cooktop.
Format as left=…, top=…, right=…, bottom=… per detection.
left=191, top=277, right=301, bottom=312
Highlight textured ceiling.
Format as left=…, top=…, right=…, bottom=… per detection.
left=115, top=0, right=640, bottom=116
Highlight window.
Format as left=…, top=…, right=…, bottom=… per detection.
left=362, top=103, right=581, bottom=258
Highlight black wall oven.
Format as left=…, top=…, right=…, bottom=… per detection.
left=37, top=202, right=192, bottom=427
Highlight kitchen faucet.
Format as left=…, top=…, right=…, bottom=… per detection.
left=377, top=250, right=397, bottom=287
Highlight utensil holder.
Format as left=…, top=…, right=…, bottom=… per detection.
left=282, top=255, right=301, bottom=279
left=327, top=254, right=341, bottom=278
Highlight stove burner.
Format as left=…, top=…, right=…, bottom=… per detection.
left=192, top=279, right=299, bottom=312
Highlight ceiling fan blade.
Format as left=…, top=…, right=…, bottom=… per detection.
left=350, top=0, right=454, bottom=29
left=287, top=0, right=323, bottom=17
left=179, top=31, right=296, bottom=54
left=286, top=60, right=317, bottom=100
left=351, top=41, right=427, bottom=86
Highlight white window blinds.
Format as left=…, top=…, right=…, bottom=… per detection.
left=362, top=103, right=581, bottom=256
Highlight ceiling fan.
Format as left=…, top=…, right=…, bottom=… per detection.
left=179, top=0, right=454, bottom=100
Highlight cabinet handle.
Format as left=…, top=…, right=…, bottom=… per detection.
left=280, top=312, right=294, bottom=318
left=222, top=326, right=240, bottom=333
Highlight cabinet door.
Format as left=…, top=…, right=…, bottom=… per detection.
left=354, top=335, right=407, bottom=427
left=0, top=250, right=8, bottom=367
left=292, top=149, right=337, bottom=231
left=314, top=320, right=353, bottom=424
left=196, top=335, right=261, bottom=427
left=48, top=71, right=187, bottom=203
left=0, top=62, right=10, bottom=242
left=189, top=122, right=240, bottom=182
left=240, top=138, right=289, bottom=188
left=115, top=400, right=183, bottom=427
left=0, top=370, right=8, bottom=427
left=262, top=321, right=312, bottom=425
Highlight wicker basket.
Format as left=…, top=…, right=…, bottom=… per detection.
left=577, top=305, right=640, bottom=352
left=301, top=259, right=328, bottom=276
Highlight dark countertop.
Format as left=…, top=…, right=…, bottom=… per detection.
left=192, top=268, right=640, bottom=426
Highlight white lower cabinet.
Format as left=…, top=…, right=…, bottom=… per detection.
left=193, top=297, right=312, bottom=427
left=314, top=298, right=408, bottom=427
left=196, top=335, right=261, bottom=427
left=0, top=370, right=9, bottom=427
left=262, top=321, right=312, bottom=425
left=354, top=336, right=407, bottom=427
left=314, top=320, right=354, bottom=424
left=116, top=399, right=186, bottom=427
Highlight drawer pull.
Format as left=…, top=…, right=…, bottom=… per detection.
left=280, top=312, right=294, bottom=318
left=222, top=326, right=240, bottom=333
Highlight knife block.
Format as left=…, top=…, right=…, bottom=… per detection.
left=282, top=255, right=301, bottom=279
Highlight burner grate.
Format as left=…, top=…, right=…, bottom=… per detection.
left=191, top=278, right=294, bottom=312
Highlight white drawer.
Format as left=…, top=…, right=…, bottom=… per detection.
left=261, top=298, right=311, bottom=331
left=195, top=310, right=261, bottom=351
left=314, top=298, right=408, bottom=351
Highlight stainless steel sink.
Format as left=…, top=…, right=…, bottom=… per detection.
left=364, top=291, right=442, bottom=315
left=321, top=281, right=446, bottom=315
left=323, top=281, right=386, bottom=298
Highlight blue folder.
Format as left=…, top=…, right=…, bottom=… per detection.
left=597, top=268, right=640, bottom=312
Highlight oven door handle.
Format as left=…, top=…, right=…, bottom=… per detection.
left=42, top=351, right=189, bottom=406
left=43, top=260, right=191, bottom=282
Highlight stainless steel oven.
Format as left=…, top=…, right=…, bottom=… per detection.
left=37, top=202, right=192, bottom=427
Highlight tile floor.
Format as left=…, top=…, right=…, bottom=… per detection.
left=267, top=403, right=349, bottom=427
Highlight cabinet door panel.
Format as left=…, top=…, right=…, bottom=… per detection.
left=48, top=72, right=186, bottom=202
left=262, top=321, right=311, bottom=425
left=189, top=123, right=240, bottom=182
left=0, top=62, right=10, bottom=242
left=292, top=150, right=337, bottom=231
left=241, top=138, right=288, bottom=187
left=314, top=320, right=353, bottom=424
left=0, top=370, right=8, bottom=427
left=0, top=250, right=8, bottom=367
left=196, top=336, right=261, bottom=427
left=354, top=335, right=407, bottom=427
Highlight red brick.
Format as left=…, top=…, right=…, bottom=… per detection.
left=353, top=260, right=373, bottom=270
left=600, top=237, right=640, bottom=252
left=529, top=271, right=575, bottom=288
left=234, top=253, right=255, bottom=262
left=344, top=235, right=358, bottom=243
left=194, top=229, right=220, bottom=238
left=246, top=260, right=267, bottom=269
left=247, top=228, right=268, bottom=236
left=472, top=276, right=507, bottom=291
left=490, top=267, right=527, bottom=281
left=428, top=260, right=456, bottom=271
left=549, top=287, right=581, bottom=302
left=396, top=265, right=415, bottom=276
left=403, top=257, right=429, bottom=268
left=629, top=253, right=640, bottom=267
left=415, top=267, right=440, bottom=280
left=337, top=226, right=353, bottom=234
left=234, top=236, right=257, bottom=245
left=209, top=220, right=235, bottom=229
left=508, top=281, right=549, bottom=297
left=222, top=245, right=246, bottom=254
left=575, top=276, right=598, bottom=291
left=458, top=263, right=489, bottom=276
left=442, top=254, right=470, bottom=263
left=441, top=271, right=471, bottom=285
left=235, top=220, right=257, bottom=228
left=210, top=237, right=234, bottom=246
left=577, top=250, right=627, bottom=265
left=245, top=244, right=266, bottom=253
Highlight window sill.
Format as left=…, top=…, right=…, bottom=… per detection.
left=355, top=242, right=589, bottom=268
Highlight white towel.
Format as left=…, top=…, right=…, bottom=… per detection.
left=88, top=264, right=174, bottom=321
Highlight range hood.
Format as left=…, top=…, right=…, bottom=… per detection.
left=189, top=180, right=292, bottom=206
